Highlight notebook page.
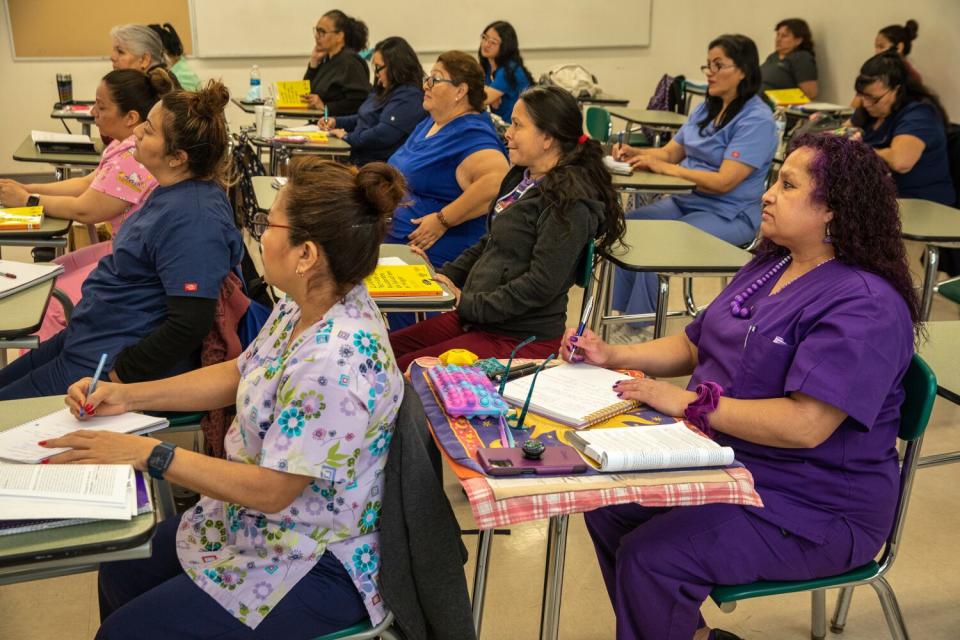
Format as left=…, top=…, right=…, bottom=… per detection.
left=0, top=259, right=62, bottom=297
left=0, top=409, right=166, bottom=463
left=31, top=130, right=93, bottom=144
left=583, top=422, right=734, bottom=472
left=502, top=363, right=633, bottom=426
left=0, top=464, right=137, bottom=520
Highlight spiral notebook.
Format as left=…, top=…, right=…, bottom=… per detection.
left=501, top=363, right=639, bottom=428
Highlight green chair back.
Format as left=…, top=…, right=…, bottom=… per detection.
left=311, top=610, right=396, bottom=640
left=898, top=353, right=937, bottom=441
left=585, top=106, right=611, bottom=143
left=936, top=276, right=960, bottom=306
left=576, top=238, right=596, bottom=290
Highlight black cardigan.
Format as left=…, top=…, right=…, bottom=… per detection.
left=303, top=48, right=371, bottom=116
left=440, top=166, right=604, bottom=339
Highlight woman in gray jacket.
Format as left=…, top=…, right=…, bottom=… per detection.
left=389, top=85, right=625, bottom=371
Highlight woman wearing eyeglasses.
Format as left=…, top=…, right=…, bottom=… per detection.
left=319, top=36, right=426, bottom=165
left=478, top=21, right=534, bottom=124
left=386, top=51, right=509, bottom=272
left=304, top=9, right=371, bottom=116
left=852, top=51, right=954, bottom=207
left=612, top=34, right=777, bottom=325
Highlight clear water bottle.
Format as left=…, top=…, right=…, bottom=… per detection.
left=248, top=65, right=261, bottom=102
left=773, top=107, right=787, bottom=158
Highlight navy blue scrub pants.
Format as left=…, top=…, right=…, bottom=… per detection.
left=96, top=517, right=368, bottom=639
left=584, top=502, right=876, bottom=640
left=0, top=330, right=86, bottom=400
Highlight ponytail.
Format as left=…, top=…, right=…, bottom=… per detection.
left=323, top=10, right=369, bottom=52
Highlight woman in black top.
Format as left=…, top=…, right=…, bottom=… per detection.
left=389, top=85, right=625, bottom=371
left=304, top=9, right=371, bottom=116
left=760, top=18, right=818, bottom=99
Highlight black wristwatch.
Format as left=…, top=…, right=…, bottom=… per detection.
left=147, top=442, right=177, bottom=479
left=26, top=193, right=40, bottom=207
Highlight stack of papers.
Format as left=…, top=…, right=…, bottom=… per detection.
left=0, top=464, right=148, bottom=521
left=603, top=155, right=633, bottom=176
left=31, top=130, right=96, bottom=154
left=0, top=259, right=63, bottom=299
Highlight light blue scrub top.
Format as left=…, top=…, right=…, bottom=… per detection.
left=671, top=95, right=777, bottom=224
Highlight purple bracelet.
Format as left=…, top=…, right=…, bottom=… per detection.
left=683, top=381, right=723, bottom=438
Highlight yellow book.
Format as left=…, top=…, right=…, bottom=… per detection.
left=364, top=265, right=443, bottom=298
left=764, top=88, right=810, bottom=106
left=274, top=80, right=312, bottom=109
left=275, top=130, right=329, bottom=143
left=0, top=206, right=43, bottom=230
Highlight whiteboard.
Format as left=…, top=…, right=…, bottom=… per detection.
left=191, top=0, right=651, bottom=58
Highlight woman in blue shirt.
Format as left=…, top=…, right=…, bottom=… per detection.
left=0, top=81, right=243, bottom=400
left=478, top=21, right=533, bottom=124
left=853, top=51, right=954, bottom=206
left=321, top=36, right=426, bottom=165
left=387, top=51, right=509, bottom=268
left=613, top=34, right=777, bottom=318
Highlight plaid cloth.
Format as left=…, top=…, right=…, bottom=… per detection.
left=409, top=361, right=763, bottom=530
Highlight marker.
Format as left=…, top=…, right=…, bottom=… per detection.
left=323, top=105, right=329, bottom=125
left=570, top=295, right=595, bottom=359
left=80, top=352, right=108, bottom=418
left=0, top=272, right=16, bottom=279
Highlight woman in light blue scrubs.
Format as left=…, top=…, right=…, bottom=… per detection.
left=613, top=34, right=777, bottom=317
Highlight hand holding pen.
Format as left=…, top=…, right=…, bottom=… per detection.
left=78, top=353, right=108, bottom=418
left=561, top=326, right=611, bottom=366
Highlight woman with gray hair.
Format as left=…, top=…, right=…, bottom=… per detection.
left=110, top=24, right=165, bottom=73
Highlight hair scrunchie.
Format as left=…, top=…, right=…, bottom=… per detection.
left=577, top=134, right=589, bottom=145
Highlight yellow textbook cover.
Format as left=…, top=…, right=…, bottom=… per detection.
left=0, top=206, right=43, bottom=230
left=764, top=88, right=810, bottom=105
left=274, top=80, right=311, bottom=109
left=364, top=265, right=444, bottom=298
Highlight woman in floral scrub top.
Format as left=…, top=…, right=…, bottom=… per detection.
left=43, top=157, right=409, bottom=639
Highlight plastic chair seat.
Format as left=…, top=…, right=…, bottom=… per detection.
left=163, top=412, right=205, bottom=428
left=313, top=621, right=374, bottom=640
left=937, top=277, right=960, bottom=305
left=712, top=561, right=880, bottom=605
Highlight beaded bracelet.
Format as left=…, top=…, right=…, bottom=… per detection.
left=683, top=381, right=723, bottom=438
left=436, top=209, right=451, bottom=228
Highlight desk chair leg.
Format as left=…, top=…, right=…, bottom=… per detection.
left=810, top=589, right=827, bottom=640
left=920, top=245, right=939, bottom=321
left=155, top=478, right=177, bottom=520
left=682, top=278, right=699, bottom=317
left=539, top=514, right=569, bottom=640
left=472, top=528, right=494, bottom=638
left=653, top=275, right=670, bottom=338
left=830, top=586, right=855, bottom=633
left=595, top=261, right=614, bottom=342
left=870, top=576, right=909, bottom=640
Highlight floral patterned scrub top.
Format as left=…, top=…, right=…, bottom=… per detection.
left=89, top=134, right=157, bottom=232
left=175, top=285, right=403, bottom=629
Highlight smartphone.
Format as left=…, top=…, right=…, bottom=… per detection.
left=477, top=445, right=588, bottom=476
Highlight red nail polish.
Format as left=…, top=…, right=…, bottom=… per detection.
left=37, top=440, right=47, bottom=446
left=41, top=459, right=49, bottom=464
left=85, top=404, right=94, bottom=413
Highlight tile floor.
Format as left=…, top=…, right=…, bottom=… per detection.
left=1, top=242, right=958, bottom=639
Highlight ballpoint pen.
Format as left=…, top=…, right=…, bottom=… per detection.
left=570, top=295, right=594, bottom=359
left=80, top=352, right=108, bottom=418
left=0, top=272, right=16, bottom=279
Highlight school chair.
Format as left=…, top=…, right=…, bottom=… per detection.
left=710, top=353, right=937, bottom=640
left=577, top=238, right=598, bottom=323
left=935, top=276, right=960, bottom=306
left=585, top=107, right=647, bottom=146
left=312, top=610, right=398, bottom=640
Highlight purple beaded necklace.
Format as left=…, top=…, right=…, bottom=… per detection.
left=729, top=256, right=791, bottom=318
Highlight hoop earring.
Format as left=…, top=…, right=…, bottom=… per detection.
left=823, top=223, right=833, bottom=244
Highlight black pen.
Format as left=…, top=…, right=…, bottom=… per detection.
left=496, top=362, right=539, bottom=383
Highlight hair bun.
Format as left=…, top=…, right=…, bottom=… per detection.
left=904, top=20, right=919, bottom=40
left=356, top=162, right=406, bottom=218
left=147, top=67, right=175, bottom=96
left=192, top=80, right=230, bottom=118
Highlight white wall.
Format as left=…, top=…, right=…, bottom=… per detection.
left=2, top=0, right=957, bottom=176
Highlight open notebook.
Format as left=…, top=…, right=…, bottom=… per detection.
left=0, top=259, right=63, bottom=300
left=501, top=363, right=639, bottom=428
left=568, top=421, right=735, bottom=472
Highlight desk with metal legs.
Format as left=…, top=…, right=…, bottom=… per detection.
left=898, top=198, right=960, bottom=320
left=917, top=321, right=960, bottom=468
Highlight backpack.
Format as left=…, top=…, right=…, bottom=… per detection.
left=539, top=64, right=601, bottom=99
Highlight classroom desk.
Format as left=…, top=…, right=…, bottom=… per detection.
left=917, top=321, right=960, bottom=468
left=898, top=198, right=960, bottom=320
left=12, top=134, right=103, bottom=181
left=252, top=175, right=278, bottom=212
left=248, top=134, right=351, bottom=175
left=231, top=98, right=325, bottom=120
left=608, top=108, right=687, bottom=147
left=784, top=104, right=854, bottom=119
left=375, top=244, right=457, bottom=314
left=0, top=395, right=157, bottom=586
left=408, top=362, right=762, bottom=640
left=610, top=170, right=695, bottom=194
left=0, top=215, right=72, bottom=257
left=50, top=102, right=95, bottom=136
left=0, top=275, right=56, bottom=365
left=595, top=220, right=752, bottom=338
left=577, top=92, right=630, bottom=108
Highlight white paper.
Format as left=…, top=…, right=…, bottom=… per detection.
left=30, top=130, right=93, bottom=144
left=797, top=102, right=853, bottom=113
left=0, top=259, right=63, bottom=298
left=603, top=155, right=633, bottom=176
left=280, top=124, right=320, bottom=133
left=377, top=257, right=408, bottom=267
left=0, top=409, right=167, bottom=463
left=501, top=363, right=634, bottom=427
left=576, top=422, right=735, bottom=472
left=0, top=464, right=136, bottom=520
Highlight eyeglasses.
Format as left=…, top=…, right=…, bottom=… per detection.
left=700, top=61, right=735, bottom=75
left=374, top=63, right=386, bottom=75
left=251, top=212, right=296, bottom=241
left=481, top=33, right=501, bottom=46
left=858, top=87, right=892, bottom=106
left=423, top=75, right=456, bottom=89
left=313, top=27, right=340, bottom=37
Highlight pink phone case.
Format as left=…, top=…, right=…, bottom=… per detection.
left=477, top=446, right=588, bottom=476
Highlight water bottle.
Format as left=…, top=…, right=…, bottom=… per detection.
left=773, top=107, right=787, bottom=158
left=247, top=65, right=261, bottom=102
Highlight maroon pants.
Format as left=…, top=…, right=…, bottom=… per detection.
left=389, top=311, right=561, bottom=372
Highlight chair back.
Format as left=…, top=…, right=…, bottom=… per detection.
left=585, top=106, right=611, bottom=143
left=880, top=353, right=937, bottom=570
left=575, top=238, right=598, bottom=325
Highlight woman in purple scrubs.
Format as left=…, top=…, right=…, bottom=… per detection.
left=561, top=134, right=922, bottom=640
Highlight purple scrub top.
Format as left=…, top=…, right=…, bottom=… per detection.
left=685, top=253, right=914, bottom=551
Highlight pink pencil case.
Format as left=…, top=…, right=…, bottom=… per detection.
left=427, top=365, right=509, bottom=419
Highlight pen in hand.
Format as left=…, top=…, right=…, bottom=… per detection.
left=616, top=131, right=624, bottom=159
left=570, top=295, right=595, bottom=359
left=79, top=352, right=108, bottom=418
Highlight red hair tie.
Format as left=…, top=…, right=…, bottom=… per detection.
left=578, top=134, right=589, bottom=145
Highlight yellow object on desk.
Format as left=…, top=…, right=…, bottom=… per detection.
left=364, top=264, right=443, bottom=297
left=274, top=80, right=311, bottom=108
left=0, top=206, right=43, bottom=230
left=274, top=130, right=329, bottom=143
left=439, top=349, right=478, bottom=366
left=764, top=88, right=810, bottom=105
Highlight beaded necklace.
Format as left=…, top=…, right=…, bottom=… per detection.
left=729, top=255, right=835, bottom=318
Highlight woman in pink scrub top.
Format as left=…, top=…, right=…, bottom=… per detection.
left=0, top=68, right=174, bottom=340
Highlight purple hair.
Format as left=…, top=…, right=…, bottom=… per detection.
left=758, top=133, right=923, bottom=335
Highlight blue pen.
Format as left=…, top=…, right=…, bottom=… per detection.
left=617, top=131, right=624, bottom=153
left=80, top=352, right=108, bottom=417
left=571, top=295, right=595, bottom=359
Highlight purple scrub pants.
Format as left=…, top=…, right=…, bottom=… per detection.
left=584, top=502, right=867, bottom=640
